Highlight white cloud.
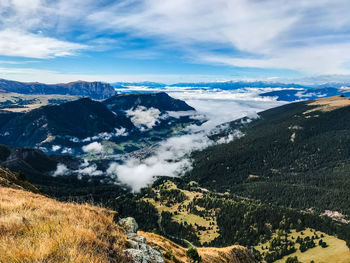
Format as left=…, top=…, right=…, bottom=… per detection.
left=166, top=110, right=197, bottom=119
left=52, top=160, right=103, bottom=179
left=84, top=0, right=350, bottom=74
left=87, top=0, right=296, bottom=52
left=126, top=106, right=161, bottom=130
left=77, top=163, right=103, bottom=176
left=0, top=0, right=87, bottom=58
left=61, top=147, right=73, bottom=154
left=2, top=0, right=350, bottom=74
left=0, top=30, right=86, bottom=58
left=52, top=145, right=61, bottom=152
left=82, top=128, right=128, bottom=143
left=217, top=130, right=244, bottom=144
left=107, top=157, right=191, bottom=193
left=52, top=163, right=70, bottom=177
left=82, top=142, right=104, bottom=153
left=203, top=43, right=350, bottom=75
left=107, top=89, right=286, bottom=192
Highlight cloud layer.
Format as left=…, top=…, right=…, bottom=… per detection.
left=107, top=89, right=285, bottom=192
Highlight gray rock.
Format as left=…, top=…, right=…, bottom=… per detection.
left=126, top=239, right=140, bottom=249
left=120, top=217, right=164, bottom=263
left=130, top=235, right=147, bottom=243
left=119, top=217, right=139, bottom=234
left=124, top=247, right=164, bottom=263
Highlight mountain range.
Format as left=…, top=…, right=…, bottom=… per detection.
left=2, top=77, right=350, bottom=103
left=112, top=80, right=350, bottom=90
left=260, top=87, right=350, bottom=101
left=0, top=79, right=116, bottom=99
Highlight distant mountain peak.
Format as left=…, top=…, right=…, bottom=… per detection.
left=0, top=78, right=116, bottom=99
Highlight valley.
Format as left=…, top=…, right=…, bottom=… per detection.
left=0, top=166, right=257, bottom=263
left=2, top=1, right=350, bottom=262
left=0, top=85, right=350, bottom=263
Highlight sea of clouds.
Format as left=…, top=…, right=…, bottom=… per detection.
left=52, top=87, right=287, bottom=191
left=105, top=87, right=286, bottom=192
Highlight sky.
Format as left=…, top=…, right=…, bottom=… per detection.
left=1, top=0, right=350, bottom=84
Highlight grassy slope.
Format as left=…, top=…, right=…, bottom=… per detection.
left=0, top=92, right=78, bottom=112
left=273, top=229, right=350, bottom=263
left=143, top=180, right=219, bottom=244
left=139, top=231, right=256, bottom=263
left=0, top=187, right=129, bottom=263
left=0, top=166, right=39, bottom=193
left=0, top=185, right=258, bottom=263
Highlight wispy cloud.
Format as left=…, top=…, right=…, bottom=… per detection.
left=1, top=0, right=350, bottom=76
left=84, top=0, right=350, bottom=74
left=0, top=0, right=87, bottom=58
left=0, top=30, right=86, bottom=58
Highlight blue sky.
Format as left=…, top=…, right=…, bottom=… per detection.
left=0, top=0, right=350, bottom=84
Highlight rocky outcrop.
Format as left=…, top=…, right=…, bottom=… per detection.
left=119, top=217, right=164, bottom=263
left=139, top=231, right=259, bottom=263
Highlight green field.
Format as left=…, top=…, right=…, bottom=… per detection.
left=268, top=228, right=350, bottom=263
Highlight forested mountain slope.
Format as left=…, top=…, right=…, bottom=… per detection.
left=187, top=95, right=350, bottom=216
left=0, top=93, right=199, bottom=154
left=103, top=92, right=195, bottom=112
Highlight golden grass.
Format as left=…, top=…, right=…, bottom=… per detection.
left=304, top=95, right=350, bottom=114
left=139, top=231, right=256, bottom=263
left=0, top=93, right=78, bottom=113
left=0, top=187, right=129, bottom=263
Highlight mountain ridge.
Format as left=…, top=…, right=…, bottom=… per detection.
left=103, top=92, right=195, bottom=112
left=187, top=95, right=350, bottom=216
left=0, top=79, right=116, bottom=99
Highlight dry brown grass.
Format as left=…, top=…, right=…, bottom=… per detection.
left=139, top=231, right=256, bottom=263
left=304, top=95, right=350, bottom=114
left=0, top=93, right=78, bottom=113
left=0, top=187, right=129, bottom=263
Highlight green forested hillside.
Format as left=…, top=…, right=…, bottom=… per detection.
left=187, top=96, right=350, bottom=217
